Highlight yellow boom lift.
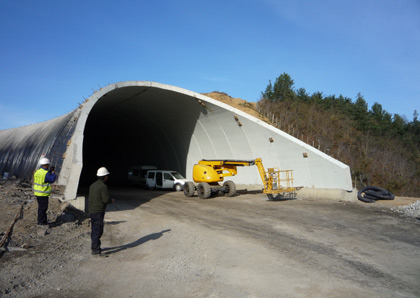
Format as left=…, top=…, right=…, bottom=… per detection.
left=183, top=158, right=298, bottom=200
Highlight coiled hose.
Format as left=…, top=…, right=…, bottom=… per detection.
left=357, top=186, right=395, bottom=203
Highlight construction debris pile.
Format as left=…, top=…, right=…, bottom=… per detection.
left=393, top=201, right=420, bottom=219
left=0, top=180, right=90, bottom=298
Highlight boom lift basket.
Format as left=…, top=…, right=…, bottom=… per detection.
left=263, top=168, right=297, bottom=200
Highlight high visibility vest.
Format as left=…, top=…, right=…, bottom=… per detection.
left=34, top=168, right=51, bottom=197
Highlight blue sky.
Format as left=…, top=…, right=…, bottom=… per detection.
left=1, top=0, right=419, bottom=129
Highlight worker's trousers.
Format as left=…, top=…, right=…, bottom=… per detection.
left=36, top=196, right=49, bottom=224
left=90, top=212, right=105, bottom=253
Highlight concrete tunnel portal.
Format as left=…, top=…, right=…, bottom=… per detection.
left=79, top=84, right=203, bottom=189
left=0, top=81, right=354, bottom=206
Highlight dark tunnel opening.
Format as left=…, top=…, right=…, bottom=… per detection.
left=77, top=86, right=203, bottom=193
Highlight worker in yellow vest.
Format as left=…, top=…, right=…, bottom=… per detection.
left=33, top=157, right=56, bottom=225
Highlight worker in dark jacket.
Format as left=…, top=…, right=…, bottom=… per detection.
left=33, top=157, right=56, bottom=225
left=88, top=167, right=114, bottom=256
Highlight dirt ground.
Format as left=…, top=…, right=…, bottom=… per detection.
left=202, top=92, right=266, bottom=122
left=1, top=180, right=420, bottom=298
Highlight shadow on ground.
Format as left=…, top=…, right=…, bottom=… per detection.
left=102, top=229, right=171, bottom=255
left=77, top=187, right=175, bottom=213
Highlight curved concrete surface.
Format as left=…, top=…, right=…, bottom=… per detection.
left=0, top=81, right=353, bottom=202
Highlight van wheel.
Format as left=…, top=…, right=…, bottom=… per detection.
left=174, top=184, right=182, bottom=191
left=197, top=182, right=211, bottom=199
left=184, top=182, right=195, bottom=197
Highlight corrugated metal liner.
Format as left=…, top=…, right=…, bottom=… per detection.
left=0, top=110, right=78, bottom=180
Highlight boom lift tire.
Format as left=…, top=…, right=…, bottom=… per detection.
left=197, top=182, right=211, bottom=199
left=223, top=180, right=236, bottom=197
left=184, top=182, right=195, bottom=197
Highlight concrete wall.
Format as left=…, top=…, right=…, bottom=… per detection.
left=0, top=81, right=353, bottom=204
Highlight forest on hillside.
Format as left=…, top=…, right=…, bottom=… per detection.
left=257, top=73, right=420, bottom=197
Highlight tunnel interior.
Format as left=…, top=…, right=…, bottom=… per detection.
left=78, top=86, right=204, bottom=190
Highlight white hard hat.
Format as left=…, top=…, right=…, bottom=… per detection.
left=97, top=167, right=110, bottom=177
left=39, top=158, right=50, bottom=165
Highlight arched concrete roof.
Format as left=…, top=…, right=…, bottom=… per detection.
left=0, top=81, right=352, bottom=201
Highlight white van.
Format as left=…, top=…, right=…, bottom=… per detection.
left=146, top=170, right=187, bottom=191
left=128, top=165, right=157, bottom=186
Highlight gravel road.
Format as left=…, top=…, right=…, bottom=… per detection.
left=1, top=184, right=420, bottom=298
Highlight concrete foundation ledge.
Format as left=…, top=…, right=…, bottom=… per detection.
left=298, top=188, right=357, bottom=202
left=237, top=184, right=357, bottom=202
left=69, top=196, right=86, bottom=212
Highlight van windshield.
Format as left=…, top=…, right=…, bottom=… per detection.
left=171, top=172, right=185, bottom=179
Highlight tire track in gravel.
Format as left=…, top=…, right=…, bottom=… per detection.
left=141, top=192, right=420, bottom=295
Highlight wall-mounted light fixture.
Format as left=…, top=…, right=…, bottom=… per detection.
left=237, top=121, right=242, bottom=127
left=234, top=115, right=239, bottom=121
left=269, top=137, right=274, bottom=143
left=303, top=152, right=308, bottom=158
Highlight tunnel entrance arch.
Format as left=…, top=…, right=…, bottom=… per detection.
left=77, top=84, right=203, bottom=190
left=57, top=81, right=353, bottom=203
left=0, top=81, right=353, bottom=208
